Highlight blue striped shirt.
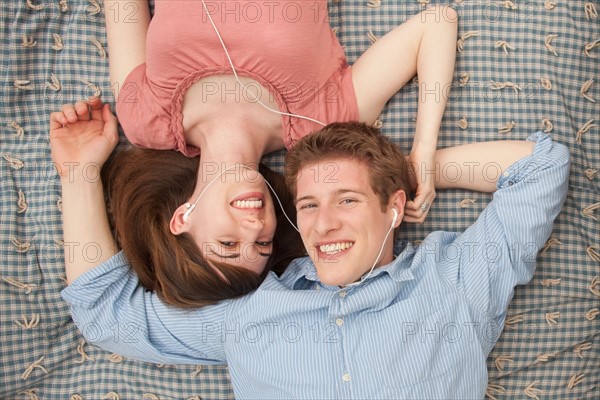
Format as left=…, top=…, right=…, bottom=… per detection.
left=62, top=133, right=569, bottom=399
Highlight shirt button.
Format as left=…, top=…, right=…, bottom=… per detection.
left=503, top=171, right=510, bottom=177
left=508, top=180, right=515, bottom=186
left=342, top=373, right=351, bottom=382
left=339, top=291, right=347, bottom=298
left=335, top=318, right=344, bottom=327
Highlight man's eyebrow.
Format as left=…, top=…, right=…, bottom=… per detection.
left=296, top=188, right=367, bottom=203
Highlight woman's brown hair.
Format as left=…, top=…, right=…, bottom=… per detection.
left=102, top=147, right=304, bottom=308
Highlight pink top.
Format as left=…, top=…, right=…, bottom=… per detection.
left=116, top=0, right=359, bottom=157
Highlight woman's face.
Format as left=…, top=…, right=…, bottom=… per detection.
left=185, top=167, right=277, bottom=275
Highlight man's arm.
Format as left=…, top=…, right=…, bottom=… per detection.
left=61, top=253, right=228, bottom=365
left=433, top=140, right=536, bottom=192
left=432, top=133, right=570, bottom=319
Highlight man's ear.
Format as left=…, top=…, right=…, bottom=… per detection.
left=389, top=189, right=407, bottom=228
left=170, top=204, right=191, bottom=235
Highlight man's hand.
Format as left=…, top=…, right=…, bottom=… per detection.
left=50, top=96, right=119, bottom=180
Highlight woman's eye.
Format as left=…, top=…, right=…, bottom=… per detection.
left=219, top=241, right=237, bottom=248
left=256, top=241, right=273, bottom=247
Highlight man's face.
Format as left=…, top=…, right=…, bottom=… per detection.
left=295, top=159, right=397, bottom=286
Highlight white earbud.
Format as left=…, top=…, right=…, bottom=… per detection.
left=182, top=203, right=194, bottom=222
left=390, top=209, right=398, bottom=229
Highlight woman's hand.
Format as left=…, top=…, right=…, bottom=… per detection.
left=50, top=97, right=119, bottom=180
left=404, top=150, right=436, bottom=224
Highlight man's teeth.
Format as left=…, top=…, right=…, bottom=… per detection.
left=234, top=199, right=263, bottom=209
left=319, top=242, right=353, bottom=255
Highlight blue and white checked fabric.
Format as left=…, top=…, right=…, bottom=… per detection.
left=62, top=133, right=569, bottom=399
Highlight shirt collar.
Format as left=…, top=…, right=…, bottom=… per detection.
left=289, top=240, right=417, bottom=289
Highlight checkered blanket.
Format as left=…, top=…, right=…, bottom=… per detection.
left=1, top=0, right=598, bottom=398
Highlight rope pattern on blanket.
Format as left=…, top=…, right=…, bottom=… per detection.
left=495, top=40, right=515, bottom=55
left=504, top=314, right=524, bottom=329
left=52, top=33, right=64, bottom=51
left=494, top=355, right=514, bottom=372
left=26, top=0, right=44, bottom=10
left=498, top=120, right=515, bottom=134
left=584, top=168, right=598, bottom=180
left=75, top=340, right=95, bottom=363
left=80, top=80, right=101, bottom=97
left=459, top=198, right=476, bottom=208
left=90, top=37, right=106, bottom=58
left=485, top=383, right=506, bottom=400
left=585, top=308, right=599, bottom=320
left=191, top=365, right=204, bottom=377
left=103, top=392, right=120, bottom=400
left=583, top=39, right=600, bottom=58
left=545, top=311, right=560, bottom=325
left=580, top=78, right=595, bottom=102
left=524, top=381, right=542, bottom=399
left=142, top=393, right=160, bottom=400
left=544, top=0, right=556, bottom=10
left=12, top=237, right=31, bottom=253
left=15, top=314, right=40, bottom=330
left=545, top=34, right=559, bottom=57
left=458, top=115, right=468, bottom=129
left=540, top=78, right=552, bottom=90
left=541, top=278, right=561, bottom=287
left=367, top=0, right=381, bottom=8
left=21, top=357, right=48, bottom=381
left=2, top=277, right=37, bottom=294
left=567, top=373, right=585, bottom=389
left=70, top=394, right=83, bottom=400
left=590, top=276, right=600, bottom=297
left=576, top=119, right=596, bottom=145
left=57, top=197, right=63, bottom=213
left=14, top=79, right=33, bottom=90
left=584, top=2, right=597, bottom=20
left=46, top=73, right=61, bottom=92
left=573, top=342, right=592, bottom=359
left=541, top=118, right=553, bottom=133
left=11, top=121, right=25, bottom=138
left=3, top=153, right=24, bottom=169
left=367, top=30, right=378, bottom=44
left=587, top=246, right=600, bottom=262
left=540, top=238, right=562, bottom=256
left=582, top=202, right=599, bottom=220
left=18, top=389, right=39, bottom=400
left=59, top=0, right=68, bottom=12
left=107, top=353, right=124, bottom=363
left=86, top=0, right=101, bottom=16
left=502, top=1, right=515, bottom=10
left=536, top=353, right=555, bottom=362
left=22, top=34, right=36, bottom=48
left=459, top=73, right=469, bottom=87
left=457, top=31, right=479, bottom=52
left=489, top=81, right=521, bottom=95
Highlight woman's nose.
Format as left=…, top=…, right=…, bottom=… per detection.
left=240, top=216, right=265, bottom=231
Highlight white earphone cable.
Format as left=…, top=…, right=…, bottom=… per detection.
left=200, top=0, right=327, bottom=127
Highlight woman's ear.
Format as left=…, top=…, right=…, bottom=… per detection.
left=388, top=189, right=407, bottom=228
left=170, top=203, right=191, bottom=235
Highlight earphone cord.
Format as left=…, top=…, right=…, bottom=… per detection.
left=200, top=0, right=327, bottom=127
left=345, top=222, right=395, bottom=287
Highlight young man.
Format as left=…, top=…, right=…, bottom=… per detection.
left=57, top=110, right=569, bottom=398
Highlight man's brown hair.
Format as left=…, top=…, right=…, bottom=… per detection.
left=284, top=121, right=411, bottom=212
left=102, top=147, right=304, bottom=308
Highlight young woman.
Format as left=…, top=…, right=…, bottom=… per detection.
left=53, top=1, right=457, bottom=305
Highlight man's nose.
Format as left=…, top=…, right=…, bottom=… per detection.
left=314, top=208, right=340, bottom=236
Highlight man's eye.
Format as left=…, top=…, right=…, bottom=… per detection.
left=298, top=203, right=316, bottom=210
left=340, top=198, right=357, bottom=205
left=219, top=241, right=237, bottom=248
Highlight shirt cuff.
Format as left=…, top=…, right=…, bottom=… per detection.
left=496, top=131, right=554, bottom=189
left=61, top=251, right=131, bottom=307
